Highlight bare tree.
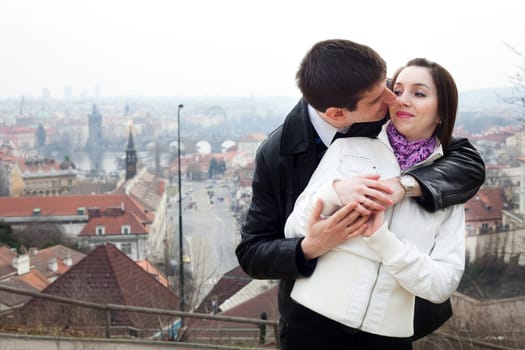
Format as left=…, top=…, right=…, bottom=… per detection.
left=14, top=221, right=71, bottom=249
left=502, top=43, right=525, bottom=120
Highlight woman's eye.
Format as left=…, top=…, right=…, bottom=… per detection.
left=393, top=89, right=402, bottom=96
left=415, top=91, right=426, bottom=97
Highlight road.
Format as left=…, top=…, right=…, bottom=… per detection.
left=167, top=179, right=239, bottom=306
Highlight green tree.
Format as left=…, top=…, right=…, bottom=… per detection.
left=0, top=220, right=19, bottom=249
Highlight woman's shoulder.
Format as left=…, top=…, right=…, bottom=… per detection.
left=327, top=137, right=399, bottom=178
left=329, top=136, right=391, bottom=156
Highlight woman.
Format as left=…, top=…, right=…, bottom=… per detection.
left=284, top=58, right=465, bottom=349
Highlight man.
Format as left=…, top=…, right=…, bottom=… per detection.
left=235, top=39, right=485, bottom=348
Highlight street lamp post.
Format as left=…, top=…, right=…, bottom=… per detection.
left=177, top=104, right=185, bottom=314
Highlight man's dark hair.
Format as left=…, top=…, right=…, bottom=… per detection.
left=296, top=39, right=387, bottom=112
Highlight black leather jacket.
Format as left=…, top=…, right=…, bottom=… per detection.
left=235, top=99, right=485, bottom=339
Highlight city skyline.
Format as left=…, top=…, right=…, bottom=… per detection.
left=1, top=0, right=524, bottom=99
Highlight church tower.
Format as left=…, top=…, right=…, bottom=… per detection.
left=125, top=126, right=137, bottom=180
left=86, top=104, right=103, bottom=149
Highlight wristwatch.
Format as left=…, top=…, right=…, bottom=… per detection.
left=399, top=175, right=416, bottom=197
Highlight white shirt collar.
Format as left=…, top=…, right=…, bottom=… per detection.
left=308, top=104, right=339, bottom=147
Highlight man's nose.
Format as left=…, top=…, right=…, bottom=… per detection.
left=384, top=89, right=397, bottom=104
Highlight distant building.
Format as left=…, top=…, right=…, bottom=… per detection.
left=125, top=126, right=137, bottom=180
left=506, top=127, right=525, bottom=157
left=0, top=153, right=24, bottom=197
left=86, top=104, right=102, bottom=150
left=463, top=155, right=525, bottom=266
left=115, top=168, right=168, bottom=263
left=502, top=156, right=525, bottom=230
left=0, top=126, right=36, bottom=149
left=237, top=132, right=266, bottom=156
left=465, top=188, right=505, bottom=235
left=78, top=205, right=149, bottom=260
left=0, top=194, right=154, bottom=255
left=19, top=157, right=77, bottom=196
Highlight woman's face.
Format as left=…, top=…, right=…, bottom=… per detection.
left=389, top=66, right=441, bottom=142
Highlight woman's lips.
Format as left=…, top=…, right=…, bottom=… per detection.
left=396, top=111, right=413, bottom=118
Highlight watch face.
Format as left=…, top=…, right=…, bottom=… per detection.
left=401, top=176, right=415, bottom=187
left=400, top=175, right=415, bottom=195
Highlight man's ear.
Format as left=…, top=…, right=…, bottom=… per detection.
left=324, top=107, right=345, bottom=125
left=325, top=107, right=345, bottom=121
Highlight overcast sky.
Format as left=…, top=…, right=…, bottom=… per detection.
left=1, top=0, right=524, bottom=99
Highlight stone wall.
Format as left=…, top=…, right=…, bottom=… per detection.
left=451, top=291, right=525, bottom=334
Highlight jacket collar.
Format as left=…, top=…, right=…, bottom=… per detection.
left=280, top=99, right=314, bottom=155
left=279, top=98, right=389, bottom=155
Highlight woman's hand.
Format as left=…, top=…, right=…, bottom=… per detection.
left=333, top=174, right=394, bottom=211
left=380, top=176, right=422, bottom=205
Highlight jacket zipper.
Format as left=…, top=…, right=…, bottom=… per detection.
left=357, top=263, right=382, bottom=329
left=357, top=198, right=399, bottom=329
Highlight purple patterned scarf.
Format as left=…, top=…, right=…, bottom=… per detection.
left=387, top=122, right=436, bottom=171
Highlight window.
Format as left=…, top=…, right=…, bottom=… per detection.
left=96, top=226, right=105, bottom=235
left=121, top=225, right=131, bottom=235
left=121, top=243, right=132, bottom=255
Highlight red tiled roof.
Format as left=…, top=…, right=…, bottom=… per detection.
left=17, top=159, right=60, bottom=173
left=0, top=194, right=152, bottom=224
left=471, top=132, right=512, bottom=144
left=0, top=277, right=39, bottom=307
left=20, top=243, right=179, bottom=330
left=465, top=187, right=504, bottom=222
left=0, top=126, right=33, bottom=133
left=115, top=170, right=165, bottom=212
left=18, top=269, right=49, bottom=291
left=28, top=245, right=85, bottom=279
left=486, top=164, right=512, bottom=170
left=221, top=151, right=238, bottom=162
left=136, top=260, right=168, bottom=287
left=221, top=285, right=278, bottom=320
left=0, top=153, right=20, bottom=163
left=240, top=133, right=267, bottom=142
left=79, top=210, right=147, bottom=236
left=193, top=265, right=252, bottom=315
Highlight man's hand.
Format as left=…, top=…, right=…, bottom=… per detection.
left=362, top=210, right=386, bottom=237
left=301, top=199, right=370, bottom=259
left=333, top=174, right=394, bottom=211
